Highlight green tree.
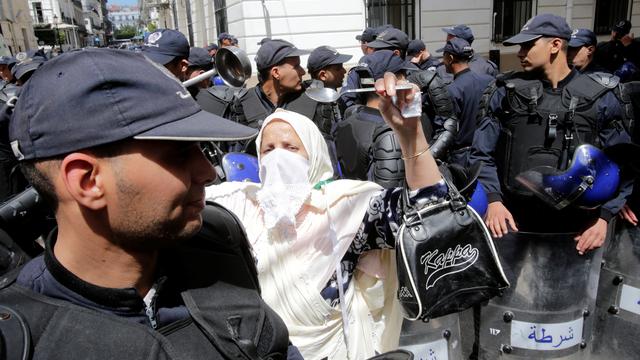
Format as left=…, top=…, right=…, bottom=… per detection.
left=114, top=25, right=137, bottom=39
left=147, top=22, right=157, bottom=32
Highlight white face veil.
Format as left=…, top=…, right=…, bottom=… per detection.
left=255, top=109, right=334, bottom=186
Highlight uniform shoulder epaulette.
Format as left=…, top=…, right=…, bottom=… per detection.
left=587, top=72, right=620, bottom=89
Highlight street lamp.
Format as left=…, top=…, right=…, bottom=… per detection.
left=53, top=14, right=62, bottom=53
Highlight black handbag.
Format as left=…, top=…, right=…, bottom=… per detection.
left=395, top=175, right=509, bottom=321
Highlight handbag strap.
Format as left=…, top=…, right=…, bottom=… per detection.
left=402, top=175, right=467, bottom=219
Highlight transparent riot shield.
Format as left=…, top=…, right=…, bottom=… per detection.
left=398, top=313, right=465, bottom=360
left=477, top=231, right=603, bottom=359
left=591, top=220, right=640, bottom=359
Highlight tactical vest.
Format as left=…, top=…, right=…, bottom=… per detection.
left=196, top=86, right=236, bottom=118
left=237, top=87, right=319, bottom=130
left=334, top=107, right=380, bottom=180
left=488, top=71, right=619, bottom=197
left=0, top=202, right=290, bottom=360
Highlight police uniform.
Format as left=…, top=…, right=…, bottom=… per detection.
left=468, top=15, right=633, bottom=359
left=446, top=68, right=493, bottom=166
left=595, top=20, right=640, bottom=75
left=0, top=49, right=295, bottom=360
left=437, top=25, right=498, bottom=84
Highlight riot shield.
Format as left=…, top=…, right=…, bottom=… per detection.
left=398, top=313, right=464, bottom=360
left=477, top=231, right=603, bottom=359
left=591, top=220, right=640, bottom=359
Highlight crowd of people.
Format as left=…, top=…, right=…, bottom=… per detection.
left=0, top=11, right=638, bottom=360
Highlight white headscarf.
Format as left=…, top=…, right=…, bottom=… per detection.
left=255, top=109, right=334, bottom=186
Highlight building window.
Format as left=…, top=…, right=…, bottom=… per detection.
left=214, top=0, right=228, bottom=36
left=365, top=0, right=415, bottom=39
left=594, top=0, right=630, bottom=35
left=33, top=2, right=44, bottom=23
left=492, top=0, right=532, bottom=43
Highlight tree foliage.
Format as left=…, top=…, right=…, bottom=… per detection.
left=114, top=25, right=137, bottom=39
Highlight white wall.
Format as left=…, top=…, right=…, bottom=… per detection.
left=418, top=0, right=493, bottom=56
left=225, top=0, right=366, bottom=73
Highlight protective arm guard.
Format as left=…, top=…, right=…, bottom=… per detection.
left=408, top=70, right=459, bottom=159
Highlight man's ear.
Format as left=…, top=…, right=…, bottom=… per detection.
left=271, top=66, right=280, bottom=81
left=586, top=45, right=596, bottom=56
left=549, top=38, right=564, bottom=54
left=60, top=153, right=107, bottom=210
left=318, top=69, right=328, bottom=82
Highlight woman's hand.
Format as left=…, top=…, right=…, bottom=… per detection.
left=374, top=72, right=421, bottom=137
left=374, top=72, right=441, bottom=190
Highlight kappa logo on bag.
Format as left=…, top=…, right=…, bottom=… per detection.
left=420, top=244, right=479, bottom=290
left=398, top=286, right=413, bottom=299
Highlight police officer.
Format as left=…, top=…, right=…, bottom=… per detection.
left=231, top=39, right=311, bottom=130
left=339, top=27, right=409, bottom=114
left=437, top=38, right=493, bottom=167
left=407, top=39, right=439, bottom=71
left=218, top=32, right=235, bottom=47
left=307, top=45, right=352, bottom=90
left=0, top=48, right=299, bottom=359
left=438, top=24, right=498, bottom=82
left=470, top=13, right=630, bottom=250
left=355, top=25, right=390, bottom=56
left=568, top=29, right=607, bottom=74
left=595, top=20, right=640, bottom=76
left=335, top=49, right=415, bottom=186
left=142, top=29, right=190, bottom=80
left=183, top=47, right=214, bottom=93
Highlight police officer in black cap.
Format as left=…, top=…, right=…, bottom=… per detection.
left=470, top=13, right=630, bottom=249
left=183, top=47, right=214, bottom=93
left=230, top=39, right=311, bottom=131
left=568, top=29, right=607, bottom=74
left=595, top=20, right=640, bottom=75
left=407, top=39, right=439, bottom=71
left=356, top=25, right=391, bottom=56
left=437, top=24, right=498, bottom=83
left=307, top=45, right=352, bottom=90
left=340, top=27, right=410, bottom=114
left=142, top=29, right=191, bottom=80
left=437, top=38, right=493, bottom=167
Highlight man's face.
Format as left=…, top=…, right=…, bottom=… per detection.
left=0, top=64, right=13, bottom=82
left=517, top=38, right=552, bottom=72
left=318, top=63, right=347, bottom=89
left=208, top=49, right=217, bottom=58
left=442, top=53, right=454, bottom=74
left=567, top=45, right=592, bottom=71
left=446, top=34, right=455, bottom=42
left=274, top=57, right=305, bottom=92
left=101, top=140, right=215, bottom=250
left=221, top=38, right=233, bottom=47
left=186, top=67, right=211, bottom=88
left=411, top=49, right=427, bottom=64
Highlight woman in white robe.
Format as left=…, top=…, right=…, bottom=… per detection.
left=206, top=76, right=446, bottom=359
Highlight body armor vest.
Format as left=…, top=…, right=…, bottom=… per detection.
left=238, top=87, right=321, bottom=130
left=370, top=125, right=404, bottom=188
left=490, top=72, right=618, bottom=197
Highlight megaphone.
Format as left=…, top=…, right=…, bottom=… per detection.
left=214, top=46, right=252, bottom=88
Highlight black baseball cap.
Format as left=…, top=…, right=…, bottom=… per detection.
left=613, top=20, right=632, bottom=36
left=362, top=49, right=414, bottom=80
left=441, top=25, right=475, bottom=44
left=407, top=39, right=426, bottom=57
left=187, top=47, right=213, bottom=70
left=143, top=29, right=190, bottom=65
left=218, top=32, right=233, bottom=42
left=503, top=14, right=572, bottom=46
left=437, top=38, right=474, bottom=59
left=366, top=28, right=409, bottom=50
left=255, top=39, right=309, bottom=71
left=9, top=49, right=257, bottom=161
left=307, top=46, right=352, bottom=72
left=11, top=51, right=46, bottom=81
left=569, top=28, right=597, bottom=47
left=206, top=43, right=218, bottom=51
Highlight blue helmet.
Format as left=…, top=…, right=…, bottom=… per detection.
left=516, top=144, right=620, bottom=210
left=222, top=152, right=260, bottom=182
